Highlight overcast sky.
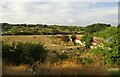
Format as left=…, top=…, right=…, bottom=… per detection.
left=0, top=0, right=119, bottom=26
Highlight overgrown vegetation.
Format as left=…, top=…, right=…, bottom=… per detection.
left=2, top=23, right=84, bottom=35
left=2, top=42, right=48, bottom=65
left=2, top=23, right=119, bottom=75
left=80, top=57, right=93, bottom=65
left=89, top=27, right=120, bottom=64
left=58, top=53, right=69, bottom=61
left=85, top=23, right=111, bottom=33
left=81, top=33, right=93, bottom=48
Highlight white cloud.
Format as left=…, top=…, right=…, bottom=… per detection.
left=6, top=0, right=120, bottom=2
left=78, top=7, right=118, bottom=26
left=0, top=2, right=118, bottom=26
left=68, top=19, right=75, bottom=23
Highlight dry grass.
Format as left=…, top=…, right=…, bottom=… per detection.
left=2, top=64, right=32, bottom=75
left=35, top=60, right=109, bottom=75
left=2, top=35, right=82, bottom=52
left=2, top=35, right=50, bottom=44
left=2, top=60, right=118, bottom=75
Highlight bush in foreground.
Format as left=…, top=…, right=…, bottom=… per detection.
left=2, top=42, right=48, bottom=65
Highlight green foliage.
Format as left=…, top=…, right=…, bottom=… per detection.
left=90, top=48, right=102, bottom=55
left=2, top=42, right=48, bottom=65
left=104, top=27, right=119, bottom=64
left=80, top=57, right=93, bottom=65
left=2, top=42, right=14, bottom=63
left=88, top=26, right=119, bottom=64
left=93, top=27, right=118, bottom=39
left=51, top=27, right=59, bottom=35
left=11, top=26, right=20, bottom=35
left=90, top=47, right=119, bottom=64
left=58, top=53, right=69, bottom=60
left=41, top=28, right=50, bottom=35
left=2, top=23, right=84, bottom=35
left=81, top=33, right=93, bottom=48
left=2, top=23, right=11, bottom=31
left=31, top=27, right=39, bottom=35
left=85, top=23, right=111, bottom=33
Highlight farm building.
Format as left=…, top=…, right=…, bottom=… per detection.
left=75, top=37, right=85, bottom=46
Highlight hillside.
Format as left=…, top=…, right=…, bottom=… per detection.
left=2, top=23, right=120, bottom=75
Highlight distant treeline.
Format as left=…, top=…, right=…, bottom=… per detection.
left=1, top=23, right=114, bottom=35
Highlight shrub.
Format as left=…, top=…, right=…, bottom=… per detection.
left=61, top=35, right=70, bottom=43
left=90, top=47, right=119, bottom=64
left=2, top=42, right=14, bottom=64
left=51, top=27, right=59, bottom=35
left=58, top=53, right=69, bottom=61
left=11, top=26, right=20, bottom=35
left=2, top=42, right=48, bottom=65
left=81, top=33, right=93, bottom=48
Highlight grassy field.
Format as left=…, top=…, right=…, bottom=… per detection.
left=2, top=35, right=82, bottom=52
left=2, top=35, right=51, bottom=44
left=2, top=35, right=119, bottom=75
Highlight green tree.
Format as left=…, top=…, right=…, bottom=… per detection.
left=11, top=26, right=19, bottom=35
left=2, top=23, right=11, bottom=31
left=51, top=27, right=59, bottom=35
left=32, top=27, right=39, bottom=35
left=2, top=42, right=48, bottom=65
left=85, top=23, right=111, bottom=33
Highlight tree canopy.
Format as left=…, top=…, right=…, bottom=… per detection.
left=85, top=23, right=111, bottom=33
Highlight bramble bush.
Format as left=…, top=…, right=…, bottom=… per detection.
left=2, top=42, right=48, bottom=65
